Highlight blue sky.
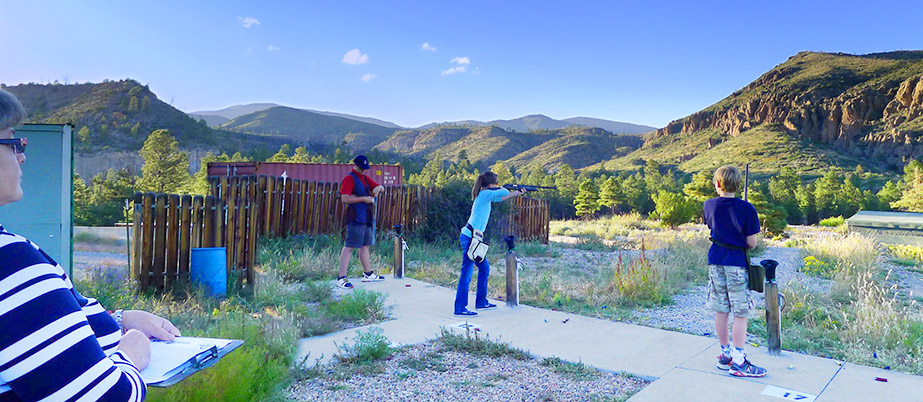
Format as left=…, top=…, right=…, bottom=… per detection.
left=2, top=0, right=921, bottom=128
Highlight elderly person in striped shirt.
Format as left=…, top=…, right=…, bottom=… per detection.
left=0, top=88, right=180, bottom=402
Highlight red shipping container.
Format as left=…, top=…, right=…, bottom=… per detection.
left=207, top=162, right=403, bottom=186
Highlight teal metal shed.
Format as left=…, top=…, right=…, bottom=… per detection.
left=0, top=124, right=73, bottom=275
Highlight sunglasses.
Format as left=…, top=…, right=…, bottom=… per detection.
left=0, top=137, right=27, bottom=154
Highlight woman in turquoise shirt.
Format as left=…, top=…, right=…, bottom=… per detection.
left=455, top=171, right=524, bottom=316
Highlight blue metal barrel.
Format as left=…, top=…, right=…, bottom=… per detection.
left=190, top=247, right=227, bottom=297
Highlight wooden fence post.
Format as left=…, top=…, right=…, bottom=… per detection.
left=179, top=195, right=192, bottom=283
left=153, top=193, right=167, bottom=291
left=165, top=194, right=180, bottom=289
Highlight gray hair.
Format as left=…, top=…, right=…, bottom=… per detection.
left=0, top=89, right=27, bottom=131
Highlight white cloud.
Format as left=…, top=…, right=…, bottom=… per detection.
left=342, top=49, right=369, bottom=65
left=450, top=57, right=470, bottom=65
left=422, top=42, right=437, bottom=51
left=267, top=45, right=280, bottom=52
left=361, top=73, right=378, bottom=82
left=441, top=66, right=467, bottom=75
left=239, top=16, right=260, bottom=28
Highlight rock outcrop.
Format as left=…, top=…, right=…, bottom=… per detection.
left=647, top=52, right=923, bottom=169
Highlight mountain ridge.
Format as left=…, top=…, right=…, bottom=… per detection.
left=603, top=50, right=923, bottom=175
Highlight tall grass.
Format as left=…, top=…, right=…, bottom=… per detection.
left=551, top=213, right=656, bottom=239
left=799, top=233, right=880, bottom=283
left=74, top=232, right=394, bottom=401
left=763, top=232, right=923, bottom=374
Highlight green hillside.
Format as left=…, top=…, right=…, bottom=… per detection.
left=607, top=51, right=923, bottom=175
left=3, top=80, right=285, bottom=154
left=377, top=125, right=642, bottom=170
left=219, top=106, right=398, bottom=151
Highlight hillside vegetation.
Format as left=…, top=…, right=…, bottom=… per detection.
left=3, top=79, right=287, bottom=155
left=608, top=51, right=923, bottom=175
left=219, top=106, right=398, bottom=151
left=378, top=125, right=642, bottom=171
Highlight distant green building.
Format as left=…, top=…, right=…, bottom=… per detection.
left=847, top=211, right=923, bottom=246
left=0, top=124, right=73, bottom=275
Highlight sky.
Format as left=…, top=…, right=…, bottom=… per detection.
left=2, top=0, right=922, bottom=129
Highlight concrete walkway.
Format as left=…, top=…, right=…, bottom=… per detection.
left=296, top=275, right=921, bottom=401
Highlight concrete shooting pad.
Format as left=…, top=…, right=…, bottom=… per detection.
left=296, top=275, right=923, bottom=401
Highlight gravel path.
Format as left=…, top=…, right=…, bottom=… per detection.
left=287, top=341, right=647, bottom=402
left=628, top=246, right=825, bottom=340
left=72, top=251, right=129, bottom=281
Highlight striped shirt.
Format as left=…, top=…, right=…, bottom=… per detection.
left=0, top=225, right=146, bottom=402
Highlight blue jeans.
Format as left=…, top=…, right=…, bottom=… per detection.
left=455, top=234, right=490, bottom=313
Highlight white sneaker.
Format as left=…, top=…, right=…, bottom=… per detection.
left=337, top=277, right=354, bottom=289
left=362, top=271, right=385, bottom=282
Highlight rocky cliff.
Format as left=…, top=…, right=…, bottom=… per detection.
left=646, top=51, right=923, bottom=170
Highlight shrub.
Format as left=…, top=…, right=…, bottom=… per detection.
left=886, top=244, right=923, bottom=262
left=540, top=357, right=600, bottom=381
left=609, top=244, right=669, bottom=305
left=819, top=216, right=846, bottom=227
left=800, top=255, right=836, bottom=278
left=326, top=289, right=389, bottom=324
left=334, top=326, right=393, bottom=364
left=438, top=326, right=530, bottom=360
left=651, top=190, right=697, bottom=228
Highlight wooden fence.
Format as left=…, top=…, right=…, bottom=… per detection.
left=132, top=175, right=428, bottom=291
left=132, top=175, right=549, bottom=292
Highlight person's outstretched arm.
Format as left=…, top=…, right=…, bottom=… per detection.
left=500, top=189, right=525, bottom=201
left=0, top=234, right=147, bottom=402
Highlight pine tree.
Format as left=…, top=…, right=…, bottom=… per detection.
left=748, top=181, right=788, bottom=236
left=878, top=180, right=902, bottom=209
left=651, top=190, right=696, bottom=228
left=491, top=161, right=513, bottom=185
left=268, top=144, right=292, bottom=162
left=796, top=183, right=817, bottom=224
left=139, top=130, right=190, bottom=193
left=186, top=152, right=230, bottom=195
left=768, top=167, right=802, bottom=223
left=622, top=173, right=653, bottom=214
left=574, top=179, right=600, bottom=219
left=891, top=165, right=923, bottom=212
left=813, top=170, right=842, bottom=219
left=77, top=126, right=91, bottom=142
left=291, top=146, right=311, bottom=163
left=599, top=176, right=622, bottom=213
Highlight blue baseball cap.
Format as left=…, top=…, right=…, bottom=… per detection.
left=353, top=154, right=371, bottom=170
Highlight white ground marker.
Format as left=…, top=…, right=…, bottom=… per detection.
left=761, top=385, right=817, bottom=402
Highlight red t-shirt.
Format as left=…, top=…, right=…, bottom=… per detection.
left=340, top=173, right=379, bottom=195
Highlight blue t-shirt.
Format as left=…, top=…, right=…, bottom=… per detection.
left=703, top=197, right=760, bottom=267
left=460, top=187, right=510, bottom=237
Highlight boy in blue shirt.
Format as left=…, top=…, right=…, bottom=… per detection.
left=703, top=166, right=767, bottom=377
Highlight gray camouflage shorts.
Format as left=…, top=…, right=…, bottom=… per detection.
left=706, top=264, right=751, bottom=318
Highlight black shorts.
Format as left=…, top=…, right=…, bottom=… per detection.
left=345, top=223, right=374, bottom=248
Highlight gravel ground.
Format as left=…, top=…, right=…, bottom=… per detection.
left=628, top=246, right=825, bottom=340
left=72, top=250, right=129, bottom=281
left=287, top=341, right=647, bottom=402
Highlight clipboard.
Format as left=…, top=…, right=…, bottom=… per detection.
left=143, top=337, right=244, bottom=387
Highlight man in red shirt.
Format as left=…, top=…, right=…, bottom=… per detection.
left=337, top=154, right=386, bottom=289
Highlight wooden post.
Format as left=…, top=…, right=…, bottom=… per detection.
left=131, top=193, right=143, bottom=283
left=153, top=193, right=167, bottom=291
left=506, top=250, right=519, bottom=307
left=140, top=193, right=154, bottom=290
left=765, top=282, right=782, bottom=355
left=393, top=231, right=404, bottom=279
left=179, top=195, right=192, bottom=282
left=165, top=194, right=180, bottom=289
